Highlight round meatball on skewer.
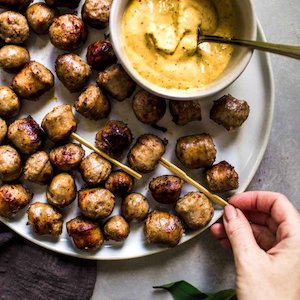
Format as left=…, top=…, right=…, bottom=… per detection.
left=121, top=193, right=149, bottom=222
left=0, top=145, right=22, bottom=182
left=49, top=143, right=85, bottom=171
left=175, top=134, right=216, bottom=169
left=0, top=184, right=33, bottom=219
left=74, top=84, right=111, bottom=120
left=0, top=118, right=7, bottom=144
left=175, top=192, right=214, bottom=230
left=0, top=86, right=20, bottom=119
left=24, top=151, right=53, bottom=185
left=205, top=160, right=239, bottom=193
left=104, top=215, right=130, bottom=241
left=105, top=170, right=134, bottom=197
left=0, top=45, right=30, bottom=71
left=210, top=94, right=250, bottom=131
left=128, top=134, right=167, bottom=173
left=79, top=152, right=111, bottom=186
left=27, top=202, right=63, bottom=236
left=144, top=211, right=184, bottom=247
left=8, top=116, right=44, bottom=155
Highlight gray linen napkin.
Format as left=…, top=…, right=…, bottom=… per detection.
left=0, top=223, right=97, bottom=300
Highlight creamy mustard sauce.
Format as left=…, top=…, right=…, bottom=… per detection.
left=122, top=0, right=236, bottom=90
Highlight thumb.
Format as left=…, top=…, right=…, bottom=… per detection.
left=223, top=204, right=261, bottom=262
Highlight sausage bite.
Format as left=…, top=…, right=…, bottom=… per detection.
left=55, top=53, right=91, bottom=93
left=105, top=170, right=134, bottom=197
left=121, top=193, right=149, bottom=222
left=175, top=134, right=216, bottom=169
left=132, top=90, right=166, bottom=124
left=95, top=120, right=133, bottom=157
left=210, top=94, right=250, bottom=131
left=0, top=184, right=33, bottom=219
left=41, top=104, right=77, bottom=142
left=0, top=11, right=30, bottom=44
left=149, top=175, right=183, bottom=204
left=74, top=84, right=111, bottom=120
left=82, top=0, right=112, bottom=29
left=78, top=188, right=115, bottom=220
left=175, top=192, right=214, bottom=230
left=26, top=2, right=58, bottom=34
left=0, top=86, right=20, bottom=119
left=97, top=64, right=136, bottom=101
left=49, top=143, right=85, bottom=171
left=66, top=217, right=104, bottom=250
left=0, top=145, right=22, bottom=182
left=0, top=118, right=7, bottom=144
left=0, top=45, right=30, bottom=71
left=27, top=202, right=63, bottom=236
left=79, top=152, right=111, bottom=186
left=104, top=215, right=130, bottom=241
left=8, top=116, right=44, bottom=155
left=144, top=210, right=184, bottom=247
left=11, top=61, right=54, bottom=100
left=46, top=173, right=76, bottom=208
left=128, top=134, right=167, bottom=173
left=49, top=14, right=87, bottom=51
left=205, top=160, right=239, bottom=193
left=169, top=100, right=202, bottom=126
left=24, top=151, right=53, bottom=185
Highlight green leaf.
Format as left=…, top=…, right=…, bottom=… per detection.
left=153, top=281, right=236, bottom=300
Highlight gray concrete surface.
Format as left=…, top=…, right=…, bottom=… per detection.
left=92, top=1, right=300, bottom=299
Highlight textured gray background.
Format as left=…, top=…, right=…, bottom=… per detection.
left=92, top=1, right=300, bottom=299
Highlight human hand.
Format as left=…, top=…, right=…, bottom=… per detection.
left=211, top=191, right=300, bottom=300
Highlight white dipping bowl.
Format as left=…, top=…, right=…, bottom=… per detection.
left=110, top=0, right=257, bottom=100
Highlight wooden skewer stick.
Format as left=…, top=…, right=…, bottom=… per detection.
left=71, top=132, right=142, bottom=180
left=159, top=157, right=228, bottom=207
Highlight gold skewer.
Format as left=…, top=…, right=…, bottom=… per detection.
left=71, top=132, right=142, bottom=180
left=159, top=157, right=228, bottom=207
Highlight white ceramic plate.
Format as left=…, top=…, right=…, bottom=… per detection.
left=0, top=18, right=274, bottom=260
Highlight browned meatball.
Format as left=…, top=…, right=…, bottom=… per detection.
left=149, top=175, right=183, bottom=204
left=132, top=90, right=166, bottom=124
left=49, top=14, right=87, bottom=51
left=0, top=86, right=20, bottom=119
left=175, top=192, right=214, bottom=230
left=11, top=61, right=54, bottom=100
left=144, top=210, right=184, bottom=247
left=26, top=2, right=58, bottom=34
left=210, top=94, right=250, bottom=131
left=49, top=143, right=85, bottom=171
left=55, top=53, right=91, bottom=93
left=0, top=11, right=30, bottom=44
left=45, top=0, right=80, bottom=8
left=41, top=104, right=77, bottom=142
left=82, top=0, right=112, bottom=29
left=128, top=134, right=167, bottom=173
left=205, top=160, right=239, bottom=193
left=86, top=40, right=117, bottom=70
left=0, top=184, right=32, bottom=219
left=175, top=134, right=216, bottom=169
left=105, top=170, right=134, bottom=197
left=0, top=145, right=22, bottom=182
left=78, top=188, right=115, bottom=220
left=0, top=45, right=30, bottom=70
left=74, top=84, right=110, bottom=120
left=46, top=173, right=76, bottom=208
left=8, top=116, right=44, bottom=155
left=24, top=151, right=53, bottom=184
left=27, top=202, right=63, bottom=236
left=104, top=215, right=130, bottom=241
left=79, top=152, right=111, bottom=186
left=0, top=0, right=32, bottom=10
left=97, top=64, right=136, bottom=101
left=66, top=217, right=104, bottom=250
left=95, top=120, right=133, bottom=157
left=121, top=193, right=149, bottom=222
left=0, top=118, right=7, bottom=144
left=169, top=100, right=202, bottom=126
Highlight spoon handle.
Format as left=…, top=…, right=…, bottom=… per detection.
left=201, top=35, right=300, bottom=59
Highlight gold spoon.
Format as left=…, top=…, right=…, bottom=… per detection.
left=198, top=29, right=300, bottom=59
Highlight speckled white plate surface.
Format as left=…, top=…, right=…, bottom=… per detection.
left=0, top=13, right=274, bottom=260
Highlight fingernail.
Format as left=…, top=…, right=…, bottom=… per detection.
left=224, top=204, right=238, bottom=222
